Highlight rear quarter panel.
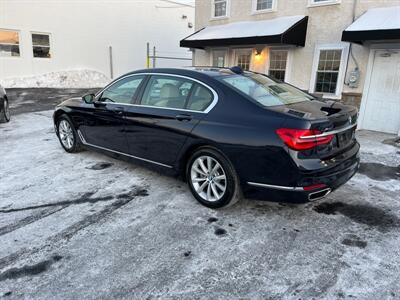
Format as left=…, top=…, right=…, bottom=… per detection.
left=179, top=85, right=301, bottom=187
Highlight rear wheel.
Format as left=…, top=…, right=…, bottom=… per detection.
left=0, top=98, right=10, bottom=123
left=56, top=115, right=83, bottom=153
left=186, top=148, right=241, bottom=208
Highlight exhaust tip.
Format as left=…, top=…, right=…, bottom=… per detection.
left=308, top=188, right=331, bottom=201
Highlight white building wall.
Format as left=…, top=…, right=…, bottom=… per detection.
left=0, top=0, right=194, bottom=79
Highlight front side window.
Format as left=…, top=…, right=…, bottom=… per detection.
left=0, top=30, right=20, bottom=57
left=269, top=50, right=288, bottom=81
left=212, top=50, right=227, bottom=67
left=315, top=49, right=342, bottom=94
left=219, top=73, right=313, bottom=107
left=213, top=0, right=227, bottom=18
left=256, top=0, right=273, bottom=10
left=141, top=75, right=194, bottom=109
left=32, top=33, right=51, bottom=58
left=101, top=76, right=144, bottom=104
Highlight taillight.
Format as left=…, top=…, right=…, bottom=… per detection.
left=276, top=128, right=333, bottom=150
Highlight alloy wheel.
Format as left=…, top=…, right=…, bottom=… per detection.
left=190, top=155, right=227, bottom=202
left=58, top=119, right=74, bottom=149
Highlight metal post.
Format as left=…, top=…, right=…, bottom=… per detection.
left=109, top=46, right=114, bottom=79
left=153, top=46, right=156, bottom=68
left=146, top=42, right=150, bottom=68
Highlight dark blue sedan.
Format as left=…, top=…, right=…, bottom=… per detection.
left=53, top=67, right=360, bottom=208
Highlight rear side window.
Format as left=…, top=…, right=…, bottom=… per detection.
left=187, top=84, right=213, bottom=112
left=141, top=75, right=194, bottom=109
left=101, top=75, right=144, bottom=104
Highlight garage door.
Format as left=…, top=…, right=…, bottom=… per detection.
left=360, top=50, right=400, bottom=134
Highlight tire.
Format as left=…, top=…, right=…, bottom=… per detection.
left=0, top=98, right=11, bottom=123
left=186, top=147, right=241, bottom=208
left=56, top=114, right=83, bottom=153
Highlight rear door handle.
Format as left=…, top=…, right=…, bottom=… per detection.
left=175, top=114, right=192, bottom=122
left=112, top=106, right=125, bottom=115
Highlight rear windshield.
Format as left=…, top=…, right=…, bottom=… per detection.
left=219, top=73, right=313, bottom=107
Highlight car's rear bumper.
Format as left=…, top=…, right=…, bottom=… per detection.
left=242, top=150, right=360, bottom=203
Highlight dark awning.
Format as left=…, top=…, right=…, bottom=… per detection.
left=180, top=15, right=308, bottom=49
left=342, top=6, right=400, bottom=44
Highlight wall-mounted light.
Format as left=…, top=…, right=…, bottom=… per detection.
left=254, top=48, right=262, bottom=59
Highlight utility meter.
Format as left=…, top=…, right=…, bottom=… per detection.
left=348, top=68, right=360, bottom=88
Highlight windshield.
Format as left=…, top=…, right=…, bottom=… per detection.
left=219, top=73, right=314, bottom=107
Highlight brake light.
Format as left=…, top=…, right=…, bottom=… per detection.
left=276, top=128, right=333, bottom=150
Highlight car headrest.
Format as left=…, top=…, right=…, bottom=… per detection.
left=160, top=83, right=180, bottom=99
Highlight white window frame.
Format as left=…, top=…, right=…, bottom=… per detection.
left=251, top=0, right=277, bottom=14
left=267, top=48, right=292, bottom=82
left=31, top=31, right=52, bottom=59
left=211, top=0, right=230, bottom=20
left=233, top=48, right=253, bottom=71
left=308, top=0, right=341, bottom=8
left=309, top=43, right=349, bottom=99
left=0, top=28, right=21, bottom=59
left=210, top=48, right=228, bottom=67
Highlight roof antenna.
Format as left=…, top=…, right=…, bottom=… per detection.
left=230, top=66, right=243, bottom=74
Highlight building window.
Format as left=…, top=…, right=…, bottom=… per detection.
left=213, top=0, right=228, bottom=18
left=256, top=0, right=273, bottom=11
left=269, top=50, right=288, bottom=81
left=237, top=55, right=251, bottom=71
left=212, top=50, right=227, bottom=67
left=315, top=49, right=342, bottom=94
left=310, top=44, right=349, bottom=98
left=0, top=30, right=20, bottom=57
left=32, top=33, right=51, bottom=58
left=308, top=0, right=341, bottom=7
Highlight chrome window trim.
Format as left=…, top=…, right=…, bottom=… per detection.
left=77, top=130, right=172, bottom=169
left=299, top=123, right=357, bottom=140
left=247, top=182, right=304, bottom=191
left=96, top=72, right=219, bottom=114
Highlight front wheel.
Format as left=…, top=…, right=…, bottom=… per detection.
left=186, top=148, right=241, bottom=208
left=56, top=115, right=83, bottom=153
left=0, top=98, right=11, bottom=123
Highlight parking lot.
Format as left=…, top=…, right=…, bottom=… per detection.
left=0, top=90, right=399, bottom=299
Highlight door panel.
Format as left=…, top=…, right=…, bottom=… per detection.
left=123, top=75, right=214, bottom=166
left=362, top=50, right=400, bottom=134
left=80, top=75, right=146, bottom=153
left=81, top=103, right=128, bottom=153
left=124, top=106, right=202, bottom=166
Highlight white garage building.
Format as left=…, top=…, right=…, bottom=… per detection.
left=0, top=0, right=194, bottom=80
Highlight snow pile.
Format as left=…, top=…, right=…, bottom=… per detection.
left=0, top=69, right=111, bottom=88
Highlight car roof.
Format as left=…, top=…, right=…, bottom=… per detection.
left=126, top=67, right=252, bottom=79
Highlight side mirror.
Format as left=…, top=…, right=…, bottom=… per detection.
left=82, top=93, right=95, bottom=104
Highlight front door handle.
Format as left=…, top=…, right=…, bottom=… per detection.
left=175, top=114, right=192, bottom=122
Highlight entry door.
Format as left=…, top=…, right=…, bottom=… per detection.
left=234, top=49, right=252, bottom=71
left=361, top=50, right=400, bottom=134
